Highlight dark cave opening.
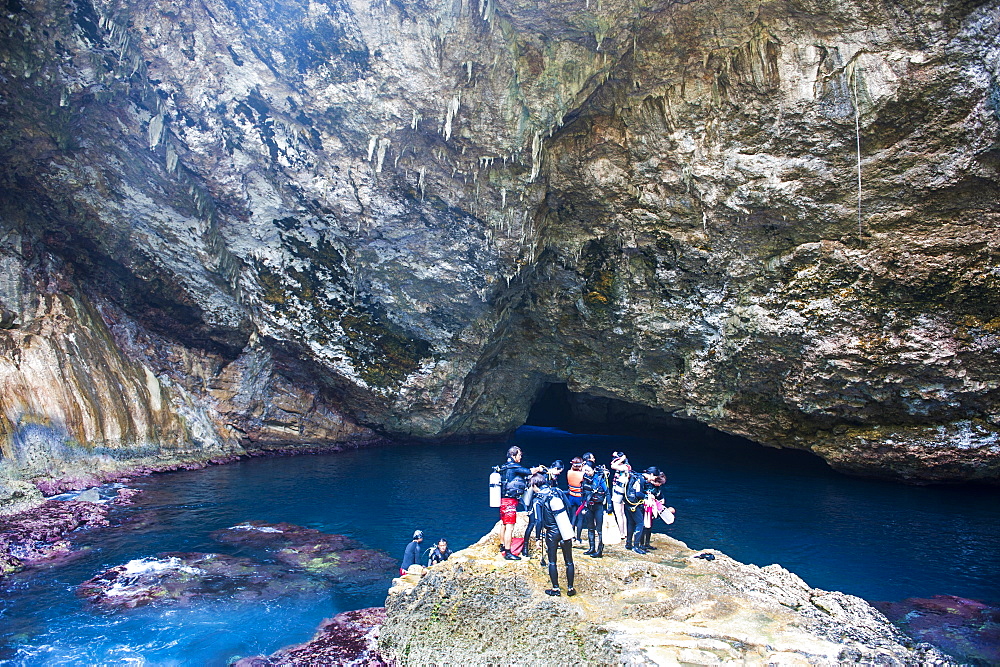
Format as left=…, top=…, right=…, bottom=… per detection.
left=522, top=382, right=836, bottom=476
left=525, top=382, right=712, bottom=438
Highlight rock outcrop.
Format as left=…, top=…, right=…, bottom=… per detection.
left=1, top=0, right=998, bottom=483
left=379, top=520, right=949, bottom=665
left=234, top=607, right=387, bottom=667
left=873, top=595, right=1000, bottom=666
left=0, top=497, right=110, bottom=577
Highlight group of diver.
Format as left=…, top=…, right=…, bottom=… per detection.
left=399, top=530, right=453, bottom=575
left=494, top=445, right=672, bottom=597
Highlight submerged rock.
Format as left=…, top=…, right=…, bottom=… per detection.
left=211, top=521, right=396, bottom=581
left=874, top=595, right=1000, bottom=665
left=0, top=500, right=109, bottom=577
left=233, top=607, right=387, bottom=666
left=379, top=520, right=949, bottom=665
left=78, top=552, right=323, bottom=609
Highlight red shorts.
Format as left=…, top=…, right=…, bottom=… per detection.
left=500, top=497, right=518, bottom=525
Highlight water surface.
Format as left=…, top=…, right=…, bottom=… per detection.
left=2, top=426, right=998, bottom=664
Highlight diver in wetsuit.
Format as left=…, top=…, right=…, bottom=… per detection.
left=579, top=463, right=609, bottom=557
left=400, top=530, right=424, bottom=574
left=624, top=467, right=666, bottom=554
left=609, top=452, right=630, bottom=540
left=523, top=460, right=561, bottom=558
left=498, top=446, right=544, bottom=560
left=529, top=472, right=576, bottom=596
left=428, top=538, right=453, bottom=566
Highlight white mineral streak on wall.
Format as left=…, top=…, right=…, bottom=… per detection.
left=529, top=131, right=543, bottom=182
left=166, top=141, right=178, bottom=174
left=367, top=135, right=378, bottom=161
left=376, top=137, right=390, bottom=172
left=444, top=96, right=460, bottom=141
left=148, top=113, right=165, bottom=149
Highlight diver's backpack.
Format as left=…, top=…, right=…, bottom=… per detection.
left=502, top=474, right=526, bottom=499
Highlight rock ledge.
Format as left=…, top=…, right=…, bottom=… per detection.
left=379, top=517, right=949, bottom=665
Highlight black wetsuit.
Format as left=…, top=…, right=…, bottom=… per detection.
left=624, top=472, right=646, bottom=551
left=401, top=539, right=422, bottom=572
left=428, top=547, right=452, bottom=566
left=536, top=485, right=575, bottom=592
left=499, top=459, right=532, bottom=501
left=578, top=468, right=608, bottom=556
left=625, top=474, right=662, bottom=551
left=522, top=488, right=542, bottom=556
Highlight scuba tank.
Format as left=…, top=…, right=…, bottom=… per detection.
left=660, top=506, right=676, bottom=525
left=522, top=485, right=534, bottom=510
left=548, top=493, right=576, bottom=541
left=489, top=468, right=501, bottom=508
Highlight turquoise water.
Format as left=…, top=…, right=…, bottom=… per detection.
left=2, top=425, right=999, bottom=664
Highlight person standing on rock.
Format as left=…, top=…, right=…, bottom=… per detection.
left=400, top=530, right=423, bottom=575
left=499, top=446, right=544, bottom=561
left=624, top=467, right=666, bottom=554
left=565, top=457, right=585, bottom=536
left=579, top=461, right=609, bottom=558
left=574, top=452, right=597, bottom=539
left=609, top=452, right=631, bottom=538
left=530, top=472, right=577, bottom=597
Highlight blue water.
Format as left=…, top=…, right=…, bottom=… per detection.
left=2, top=425, right=999, bottom=664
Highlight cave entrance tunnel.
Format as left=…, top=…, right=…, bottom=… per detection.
left=522, top=382, right=829, bottom=474
left=525, top=382, right=710, bottom=436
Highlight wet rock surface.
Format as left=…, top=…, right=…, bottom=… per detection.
left=379, top=516, right=950, bottom=665
left=211, top=521, right=397, bottom=581
left=0, top=499, right=110, bottom=577
left=77, top=552, right=324, bottom=609
left=233, top=607, right=387, bottom=667
left=77, top=522, right=395, bottom=610
left=874, top=595, right=1000, bottom=666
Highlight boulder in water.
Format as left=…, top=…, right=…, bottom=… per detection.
left=78, top=552, right=323, bottom=609
left=873, top=595, right=1000, bottom=665
left=211, top=521, right=396, bottom=581
left=233, top=607, right=387, bottom=666
left=0, top=500, right=109, bottom=577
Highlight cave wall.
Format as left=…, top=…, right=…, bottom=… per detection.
left=0, top=0, right=997, bottom=483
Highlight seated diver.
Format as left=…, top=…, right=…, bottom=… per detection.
left=428, top=538, right=452, bottom=566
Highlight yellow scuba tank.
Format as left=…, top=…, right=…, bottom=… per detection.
left=489, top=469, right=501, bottom=508
left=548, top=493, right=576, bottom=541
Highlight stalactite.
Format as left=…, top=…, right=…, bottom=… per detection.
left=376, top=138, right=390, bottom=173
left=529, top=131, right=543, bottom=182
left=444, top=96, right=461, bottom=141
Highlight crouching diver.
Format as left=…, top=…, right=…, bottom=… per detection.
left=530, top=472, right=577, bottom=596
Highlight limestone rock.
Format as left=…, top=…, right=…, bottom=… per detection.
left=1, top=0, right=998, bottom=482
left=379, top=519, right=950, bottom=665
